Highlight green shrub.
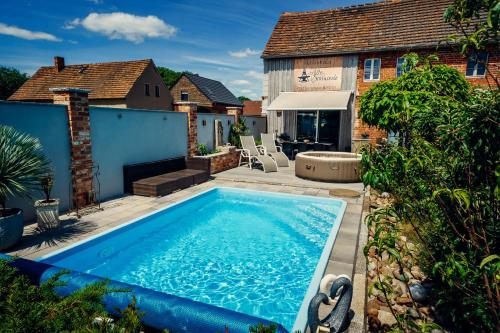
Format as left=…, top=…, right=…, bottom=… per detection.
left=360, top=69, right=499, bottom=332
left=359, top=2, right=500, bottom=327
left=197, top=143, right=209, bottom=156
left=228, top=118, right=249, bottom=149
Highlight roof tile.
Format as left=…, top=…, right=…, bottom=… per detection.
left=185, top=73, right=242, bottom=107
left=9, top=59, right=152, bottom=101
left=262, top=0, right=458, bottom=58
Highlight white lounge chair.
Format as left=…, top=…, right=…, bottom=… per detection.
left=261, top=133, right=290, bottom=167
left=239, top=136, right=278, bottom=173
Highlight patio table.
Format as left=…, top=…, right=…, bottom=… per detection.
left=280, top=141, right=335, bottom=160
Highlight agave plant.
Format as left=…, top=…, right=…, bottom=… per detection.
left=0, top=125, right=50, bottom=216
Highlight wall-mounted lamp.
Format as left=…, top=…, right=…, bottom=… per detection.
left=227, top=120, right=231, bottom=125
left=202, top=119, right=207, bottom=126
left=253, top=121, right=256, bottom=126
left=163, top=116, right=167, bottom=121
left=117, top=113, right=123, bottom=119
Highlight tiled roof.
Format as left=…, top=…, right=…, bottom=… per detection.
left=185, top=73, right=242, bottom=107
left=9, top=59, right=152, bottom=101
left=263, top=0, right=458, bottom=58
left=243, top=100, right=262, bottom=116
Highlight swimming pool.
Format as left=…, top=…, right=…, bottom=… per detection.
left=40, top=187, right=346, bottom=331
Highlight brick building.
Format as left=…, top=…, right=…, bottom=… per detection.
left=9, top=57, right=173, bottom=111
left=170, top=73, right=243, bottom=113
left=262, top=0, right=499, bottom=150
left=242, top=100, right=262, bottom=116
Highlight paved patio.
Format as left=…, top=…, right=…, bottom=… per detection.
left=7, top=162, right=367, bottom=332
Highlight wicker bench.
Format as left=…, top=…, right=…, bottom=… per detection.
left=123, top=157, right=210, bottom=197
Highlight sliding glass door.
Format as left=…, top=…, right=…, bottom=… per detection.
left=295, top=110, right=341, bottom=145
left=318, top=110, right=340, bottom=146
left=296, top=111, right=317, bottom=142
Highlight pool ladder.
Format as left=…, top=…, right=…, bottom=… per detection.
left=308, top=274, right=354, bottom=333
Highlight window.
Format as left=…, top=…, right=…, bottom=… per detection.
left=155, top=85, right=160, bottom=97
left=181, top=91, right=189, bottom=101
left=144, top=84, right=150, bottom=96
left=466, top=51, right=488, bottom=77
left=364, top=58, right=381, bottom=81
left=396, top=57, right=410, bottom=77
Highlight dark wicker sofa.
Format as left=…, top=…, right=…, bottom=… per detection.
left=123, top=157, right=210, bottom=197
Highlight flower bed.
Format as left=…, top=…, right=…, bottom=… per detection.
left=192, top=146, right=241, bottom=174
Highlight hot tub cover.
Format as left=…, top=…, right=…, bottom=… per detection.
left=266, top=91, right=352, bottom=111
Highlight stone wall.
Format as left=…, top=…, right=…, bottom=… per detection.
left=192, top=147, right=241, bottom=174
left=51, top=88, right=93, bottom=208
left=173, top=102, right=198, bottom=157
left=210, top=148, right=241, bottom=174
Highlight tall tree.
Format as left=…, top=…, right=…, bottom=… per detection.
left=238, top=96, right=251, bottom=103
left=156, top=67, right=191, bottom=88
left=0, top=66, right=28, bottom=100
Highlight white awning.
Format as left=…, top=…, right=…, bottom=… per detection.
left=266, top=90, right=352, bottom=111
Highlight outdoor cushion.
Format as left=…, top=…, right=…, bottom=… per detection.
left=125, top=157, right=210, bottom=197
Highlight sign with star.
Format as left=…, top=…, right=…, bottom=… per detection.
left=293, top=57, right=343, bottom=91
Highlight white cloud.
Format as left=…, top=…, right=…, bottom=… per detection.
left=241, top=89, right=253, bottom=94
left=87, top=0, right=103, bottom=4
left=229, top=48, right=260, bottom=58
left=66, top=12, right=177, bottom=43
left=231, top=79, right=251, bottom=86
left=0, top=22, right=61, bottom=41
left=184, top=56, right=238, bottom=68
left=63, top=19, right=80, bottom=30
left=245, top=70, right=263, bottom=80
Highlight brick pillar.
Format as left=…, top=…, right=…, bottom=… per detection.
left=174, top=102, right=198, bottom=157
left=226, top=106, right=242, bottom=124
left=50, top=87, right=93, bottom=208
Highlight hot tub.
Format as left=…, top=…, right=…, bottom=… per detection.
left=295, top=151, right=362, bottom=182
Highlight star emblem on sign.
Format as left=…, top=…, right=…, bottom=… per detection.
left=298, top=69, right=310, bottom=82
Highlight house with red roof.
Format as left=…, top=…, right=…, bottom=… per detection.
left=8, top=57, right=173, bottom=111
left=262, top=0, right=499, bottom=151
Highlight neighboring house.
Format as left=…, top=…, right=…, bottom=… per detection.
left=242, top=100, right=262, bottom=116
left=8, top=57, right=173, bottom=111
left=170, top=73, right=243, bottom=113
left=262, top=0, right=499, bottom=151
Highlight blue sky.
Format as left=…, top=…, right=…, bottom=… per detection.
left=0, top=0, right=370, bottom=99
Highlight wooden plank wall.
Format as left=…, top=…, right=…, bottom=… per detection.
left=263, top=58, right=294, bottom=136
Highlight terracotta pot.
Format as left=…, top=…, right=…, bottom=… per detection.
left=0, top=208, right=24, bottom=250
left=34, top=199, right=60, bottom=229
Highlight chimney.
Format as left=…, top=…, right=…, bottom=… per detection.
left=54, top=56, right=65, bottom=72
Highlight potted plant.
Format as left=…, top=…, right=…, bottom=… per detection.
left=34, top=172, right=60, bottom=229
left=352, top=132, right=372, bottom=153
left=0, top=126, right=49, bottom=250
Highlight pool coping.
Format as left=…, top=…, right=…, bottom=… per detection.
left=37, top=186, right=347, bottom=333
left=291, top=190, right=347, bottom=332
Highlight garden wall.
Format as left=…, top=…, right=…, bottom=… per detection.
left=241, top=116, right=267, bottom=139
left=196, top=113, right=234, bottom=151
left=90, top=107, right=187, bottom=200
left=0, top=101, right=72, bottom=222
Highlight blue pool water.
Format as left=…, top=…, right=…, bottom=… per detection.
left=41, top=187, right=345, bottom=331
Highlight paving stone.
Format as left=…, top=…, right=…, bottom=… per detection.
left=325, top=260, right=354, bottom=277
